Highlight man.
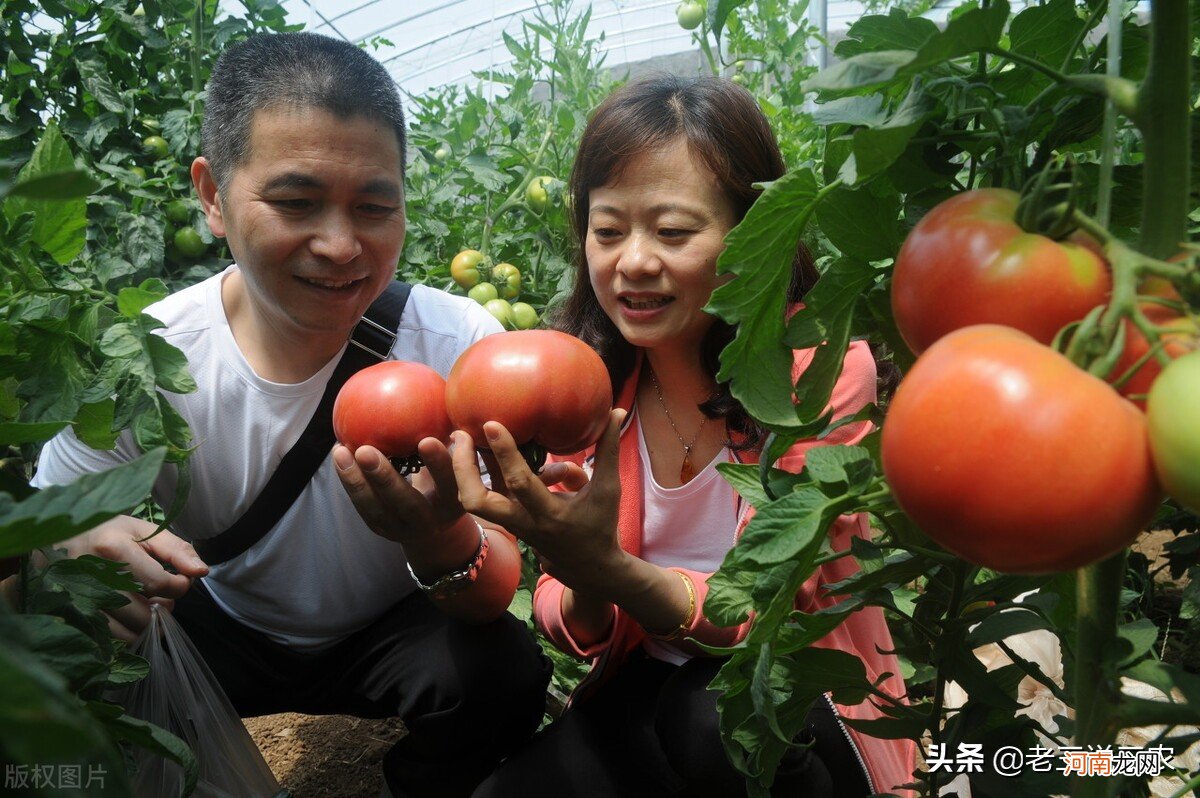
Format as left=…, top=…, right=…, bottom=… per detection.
left=33, top=32, right=550, bottom=798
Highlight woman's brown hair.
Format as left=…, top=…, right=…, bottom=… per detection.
left=549, top=74, right=817, bottom=448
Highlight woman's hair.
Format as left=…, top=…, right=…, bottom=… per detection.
left=549, top=74, right=817, bottom=448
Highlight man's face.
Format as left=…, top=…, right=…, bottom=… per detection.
left=202, top=105, right=406, bottom=343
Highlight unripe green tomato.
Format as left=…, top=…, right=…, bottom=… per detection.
left=734, top=60, right=746, bottom=71
left=129, top=166, right=147, bottom=182
left=173, top=226, right=207, bottom=258
left=525, top=176, right=554, bottom=213
left=492, top=263, right=521, bottom=300
left=139, top=117, right=161, bottom=132
left=483, top=298, right=515, bottom=329
left=1147, top=350, right=1200, bottom=513
left=451, top=249, right=485, bottom=289
left=468, top=282, right=499, bottom=305
left=677, top=1, right=705, bottom=30
left=510, top=302, right=540, bottom=330
left=731, top=73, right=748, bottom=86
left=165, top=199, right=190, bottom=224
left=142, top=135, right=169, bottom=159
left=434, top=146, right=450, bottom=161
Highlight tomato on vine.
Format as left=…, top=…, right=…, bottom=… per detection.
left=492, top=263, right=521, bottom=300
left=677, top=1, right=705, bottom=30
left=142, top=135, right=169, bottom=160
left=881, top=325, right=1161, bottom=574
left=468, top=282, right=499, bottom=305
left=173, top=227, right=207, bottom=258
left=1147, top=350, right=1200, bottom=514
left=891, top=188, right=1111, bottom=354
left=525, top=176, right=554, bottom=213
left=165, top=199, right=191, bottom=225
left=483, top=298, right=514, bottom=328
left=446, top=330, right=613, bottom=460
left=451, top=249, right=485, bottom=289
left=510, top=302, right=539, bottom=330
left=333, top=361, right=452, bottom=473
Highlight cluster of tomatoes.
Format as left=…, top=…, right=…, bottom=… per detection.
left=332, top=330, right=613, bottom=471
left=449, top=249, right=540, bottom=331
left=137, top=125, right=209, bottom=259
left=881, top=188, right=1198, bottom=574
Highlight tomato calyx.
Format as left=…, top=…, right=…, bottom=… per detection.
left=387, top=454, right=425, bottom=475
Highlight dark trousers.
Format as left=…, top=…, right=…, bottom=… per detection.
left=172, top=581, right=552, bottom=798
left=473, top=651, right=872, bottom=798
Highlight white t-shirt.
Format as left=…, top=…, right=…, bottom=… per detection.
left=32, top=265, right=502, bottom=651
left=634, top=409, right=737, bottom=665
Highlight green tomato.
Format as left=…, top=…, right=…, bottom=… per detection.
left=492, top=262, right=521, bottom=300
left=434, top=146, right=450, bottom=161
left=173, top=226, right=207, bottom=258
left=677, top=1, right=705, bottom=30
left=734, top=60, right=746, bottom=71
left=483, top=298, right=515, bottom=329
left=525, top=176, right=554, bottom=213
left=139, top=117, right=161, bottom=132
left=468, top=282, right=499, bottom=305
left=1147, top=350, right=1200, bottom=513
left=129, top=166, right=147, bottom=183
left=142, top=135, right=169, bottom=160
left=510, top=302, right=540, bottom=330
left=451, top=249, right=485, bottom=289
left=731, top=73, right=748, bottom=86
left=165, top=199, right=190, bottom=224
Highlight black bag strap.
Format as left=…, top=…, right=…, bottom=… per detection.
left=194, top=281, right=413, bottom=566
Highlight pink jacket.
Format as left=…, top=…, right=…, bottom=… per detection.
left=534, top=340, right=916, bottom=796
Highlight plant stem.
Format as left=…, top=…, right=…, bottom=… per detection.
left=1071, top=551, right=1126, bottom=798
left=479, top=123, right=556, bottom=256
left=1095, top=0, right=1122, bottom=228
left=1135, top=0, right=1192, bottom=258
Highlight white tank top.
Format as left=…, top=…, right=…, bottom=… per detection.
left=635, top=408, right=737, bottom=664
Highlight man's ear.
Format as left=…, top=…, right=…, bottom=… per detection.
left=191, top=157, right=226, bottom=238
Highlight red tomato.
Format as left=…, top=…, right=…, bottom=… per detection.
left=446, top=330, right=612, bottom=454
left=1109, top=316, right=1199, bottom=409
left=881, top=325, right=1161, bottom=574
left=333, top=361, right=452, bottom=459
left=892, top=189, right=1111, bottom=354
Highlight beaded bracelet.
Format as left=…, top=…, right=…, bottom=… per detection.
left=644, top=570, right=698, bottom=641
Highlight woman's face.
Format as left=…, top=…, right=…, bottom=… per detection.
left=585, top=138, right=738, bottom=356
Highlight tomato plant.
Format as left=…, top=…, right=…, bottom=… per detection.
left=333, top=361, right=453, bottom=470
left=677, top=2, right=705, bottom=31
left=1147, top=350, right=1200, bottom=515
left=451, top=249, right=485, bottom=289
left=880, top=325, right=1161, bottom=573
left=446, top=330, right=612, bottom=456
left=891, top=189, right=1112, bottom=355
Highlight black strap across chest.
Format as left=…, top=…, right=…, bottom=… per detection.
left=193, top=281, right=412, bottom=566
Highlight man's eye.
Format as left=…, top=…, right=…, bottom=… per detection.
left=361, top=204, right=397, bottom=216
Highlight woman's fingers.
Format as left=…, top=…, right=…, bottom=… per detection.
left=481, top=422, right=558, bottom=517
left=585, top=409, right=627, bottom=505
left=538, top=461, right=589, bottom=492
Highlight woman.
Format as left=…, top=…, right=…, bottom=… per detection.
left=453, top=75, right=914, bottom=797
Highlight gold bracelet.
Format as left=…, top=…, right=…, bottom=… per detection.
left=644, top=570, right=698, bottom=641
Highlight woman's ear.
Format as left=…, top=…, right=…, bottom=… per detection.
left=191, top=157, right=226, bottom=238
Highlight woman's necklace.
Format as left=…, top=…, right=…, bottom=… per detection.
left=647, top=366, right=708, bottom=484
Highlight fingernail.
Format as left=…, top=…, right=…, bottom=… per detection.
left=333, top=447, right=354, bottom=472
left=485, top=425, right=500, bottom=442
left=190, top=557, right=207, bottom=570
left=363, top=452, right=383, bottom=473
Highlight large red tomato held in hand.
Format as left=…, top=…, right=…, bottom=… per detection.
left=333, top=361, right=452, bottom=458
left=892, top=189, right=1111, bottom=354
left=446, top=330, right=613, bottom=454
left=881, top=325, right=1161, bottom=574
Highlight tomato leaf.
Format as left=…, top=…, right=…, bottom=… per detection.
left=3, top=121, right=88, bottom=265
left=6, top=169, right=100, bottom=201
left=814, top=188, right=902, bottom=261
left=803, top=445, right=875, bottom=496
left=0, top=447, right=166, bottom=557
left=1008, top=0, right=1090, bottom=73
left=708, top=0, right=751, bottom=41
left=834, top=9, right=940, bottom=58
left=710, top=168, right=823, bottom=429
left=73, top=399, right=118, bottom=451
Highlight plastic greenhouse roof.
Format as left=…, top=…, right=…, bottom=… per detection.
left=260, top=0, right=960, bottom=97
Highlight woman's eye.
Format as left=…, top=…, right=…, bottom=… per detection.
left=659, top=228, right=691, bottom=238
left=592, top=227, right=620, bottom=240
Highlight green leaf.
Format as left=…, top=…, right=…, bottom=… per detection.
left=709, top=169, right=824, bottom=428
left=834, top=9, right=940, bottom=58
left=802, top=446, right=874, bottom=495
left=805, top=1, right=1010, bottom=94
left=74, top=399, right=118, bottom=450
left=814, top=187, right=902, bottom=261
left=731, top=484, right=844, bottom=566
left=77, top=56, right=129, bottom=114
left=717, top=462, right=771, bottom=509
left=0, top=420, right=70, bottom=445
left=6, top=170, right=100, bottom=200
left=1009, top=0, right=1087, bottom=72
left=0, top=614, right=107, bottom=690
left=116, top=280, right=168, bottom=318
left=0, top=448, right=166, bottom=557
left=3, top=122, right=88, bottom=264
left=121, top=212, right=165, bottom=273
left=840, top=88, right=937, bottom=185
left=709, top=0, right=752, bottom=40
left=1116, top=618, right=1160, bottom=667
left=100, top=710, right=199, bottom=797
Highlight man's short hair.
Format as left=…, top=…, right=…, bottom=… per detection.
left=201, top=31, right=407, bottom=188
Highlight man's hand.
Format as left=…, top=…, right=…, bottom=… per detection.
left=57, top=515, right=209, bottom=642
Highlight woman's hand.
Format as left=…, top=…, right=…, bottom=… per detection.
left=451, top=409, right=628, bottom=596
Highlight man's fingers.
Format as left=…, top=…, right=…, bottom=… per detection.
left=140, top=528, right=208, bottom=579
left=94, top=530, right=192, bottom=600
left=108, top=592, right=154, bottom=640
left=417, top=437, right=464, bottom=514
